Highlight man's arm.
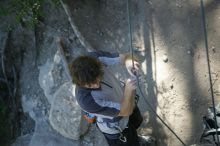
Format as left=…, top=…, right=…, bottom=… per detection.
left=118, top=78, right=136, bottom=116
left=88, top=51, right=140, bottom=72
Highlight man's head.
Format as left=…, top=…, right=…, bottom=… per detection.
left=69, top=56, right=104, bottom=88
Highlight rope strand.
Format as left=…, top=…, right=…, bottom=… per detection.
left=126, top=0, right=186, bottom=145
left=200, top=0, right=220, bottom=145
left=126, top=0, right=134, bottom=67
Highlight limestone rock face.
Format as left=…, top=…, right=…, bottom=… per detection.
left=49, top=81, right=89, bottom=140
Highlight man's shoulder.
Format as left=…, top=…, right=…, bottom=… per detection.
left=75, top=87, right=90, bottom=103
left=75, top=87, right=101, bottom=113
left=76, top=87, right=91, bottom=97
left=75, top=87, right=92, bottom=104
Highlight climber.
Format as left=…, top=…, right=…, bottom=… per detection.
left=69, top=51, right=154, bottom=146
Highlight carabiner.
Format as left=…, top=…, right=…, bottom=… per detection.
left=119, top=133, right=127, bottom=143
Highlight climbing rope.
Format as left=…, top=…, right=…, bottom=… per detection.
left=126, top=0, right=134, bottom=68
left=200, top=0, right=220, bottom=145
left=126, top=0, right=187, bottom=145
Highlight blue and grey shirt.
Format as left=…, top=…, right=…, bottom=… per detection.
left=75, top=52, right=129, bottom=134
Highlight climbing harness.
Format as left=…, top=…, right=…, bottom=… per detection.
left=126, top=0, right=187, bottom=145
left=200, top=0, right=220, bottom=145
left=104, top=121, right=127, bottom=143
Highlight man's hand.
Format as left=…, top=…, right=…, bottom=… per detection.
left=124, top=77, right=137, bottom=93
left=125, top=59, right=140, bottom=77
left=120, top=54, right=140, bottom=77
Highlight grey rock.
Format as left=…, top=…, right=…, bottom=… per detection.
left=0, top=31, right=8, bottom=51
left=29, top=121, right=80, bottom=146
left=38, top=60, right=55, bottom=104
left=82, top=124, right=108, bottom=146
left=22, top=95, right=38, bottom=120
left=49, top=81, right=89, bottom=140
left=38, top=50, right=69, bottom=104
left=162, top=54, right=168, bottom=63
left=11, top=134, right=33, bottom=146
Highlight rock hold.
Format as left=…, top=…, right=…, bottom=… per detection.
left=163, top=54, right=168, bottom=63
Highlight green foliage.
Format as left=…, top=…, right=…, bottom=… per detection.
left=0, top=0, right=60, bottom=28
left=13, top=0, right=44, bottom=28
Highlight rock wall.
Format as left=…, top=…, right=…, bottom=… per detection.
left=10, top=1, right=108, bottom=146
left=39, top=47, right=89, bottom=140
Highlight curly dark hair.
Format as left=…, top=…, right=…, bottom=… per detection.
left=69, top=56, right=104, bottom=86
